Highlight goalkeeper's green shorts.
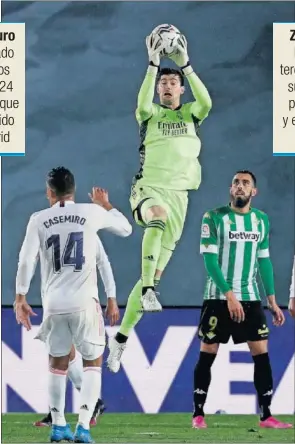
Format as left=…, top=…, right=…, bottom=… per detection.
left=129, top=182, right=188, bottom=272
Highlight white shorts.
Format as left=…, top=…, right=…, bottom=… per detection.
left=35, top=299, right=105, bottom=360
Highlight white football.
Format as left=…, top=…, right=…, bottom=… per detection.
left=151, top=24, right=181, bottom=56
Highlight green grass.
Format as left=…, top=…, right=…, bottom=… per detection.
left=2, top=413, right=294, bottom=443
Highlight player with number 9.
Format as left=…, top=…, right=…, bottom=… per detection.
left=193, top=170, right=292, bottom=430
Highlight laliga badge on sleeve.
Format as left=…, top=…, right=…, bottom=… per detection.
left=201, top=223, right=210, bottom=238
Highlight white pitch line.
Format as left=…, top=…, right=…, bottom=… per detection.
left=136, top=432, right=162, bottom=435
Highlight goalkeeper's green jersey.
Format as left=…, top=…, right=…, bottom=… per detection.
left=133, top=67, right=212, bottom=191
left=200, top=205, right=270, bottom=301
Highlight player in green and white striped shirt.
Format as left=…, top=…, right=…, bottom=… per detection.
left=200, top=191, right=271, bottom=303
left=192, top=170, right=292, bottom=431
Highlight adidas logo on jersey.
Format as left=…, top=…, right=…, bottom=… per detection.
left=228, top=231, right=260, bottom=242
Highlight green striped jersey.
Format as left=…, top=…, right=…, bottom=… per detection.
left=200, top=205, right=270, bottom=301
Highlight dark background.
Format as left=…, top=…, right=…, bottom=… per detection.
left=2, top=1, right=294, bottom=306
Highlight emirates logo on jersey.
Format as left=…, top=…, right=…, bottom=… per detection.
left=157, top=121, right=188, bottom=137
left=228, top=231, right=260, bottom=242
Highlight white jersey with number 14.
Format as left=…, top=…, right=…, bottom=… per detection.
left=16, top=201, right=132, bottom=317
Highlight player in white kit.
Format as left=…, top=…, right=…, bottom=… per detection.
left=289, top=255, right=295, bottom=318
left=34, top=235, right=118, bottom=428
left=14, top=167, right=132, bottom=443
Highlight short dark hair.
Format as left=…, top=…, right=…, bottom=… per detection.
left=47, top=166, right=75, bottom=197
left=234, top=170, right=257, bottom=187
left=157, top=68, right=184, bottom=86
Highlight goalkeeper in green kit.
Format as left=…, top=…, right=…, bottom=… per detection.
left=107, top=31, right=212, bottom=372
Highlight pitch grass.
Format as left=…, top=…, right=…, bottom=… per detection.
left=1, top=413, right=294, bottom=443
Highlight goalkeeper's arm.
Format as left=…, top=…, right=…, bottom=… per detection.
left=183, top=65, right=212, bottom=122
left=171, top=34, right=212, bottom=122
left=136, top=66, right=157, bottom=122
left=136, top=33, right=164, bottom=122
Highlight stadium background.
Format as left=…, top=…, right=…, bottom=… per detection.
left=1, top=1, right=294, bottom=415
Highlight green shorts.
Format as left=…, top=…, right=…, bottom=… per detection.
left=130, top=182, right=188, bottom=271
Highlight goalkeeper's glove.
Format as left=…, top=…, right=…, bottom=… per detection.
left=168, top=34, right=190, bottom=70
left=146, top=33, right=164, bottom=67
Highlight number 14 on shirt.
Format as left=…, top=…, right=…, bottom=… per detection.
left=46, top=232, right=85, bottom=273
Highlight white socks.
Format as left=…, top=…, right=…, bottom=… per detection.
left=49, top=357, right=102, bottom=429
left=68, top=354, right=83, bottom=391
left=68, top=353, right=102, bottom=399
left=78, top=367, right=102, bottom=429
left=48, top=367, right=67, bottom=426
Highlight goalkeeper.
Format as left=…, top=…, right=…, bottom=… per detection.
left=107, top=32, right=212, bottom=372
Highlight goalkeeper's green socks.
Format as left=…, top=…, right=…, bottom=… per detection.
left=117, top=280, right=143, bottom=340
left=116, top=276, right=162, bottom=342
left=141, top=219, right=166, bottom=292
left=115, top=219, right=165, bottom=343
